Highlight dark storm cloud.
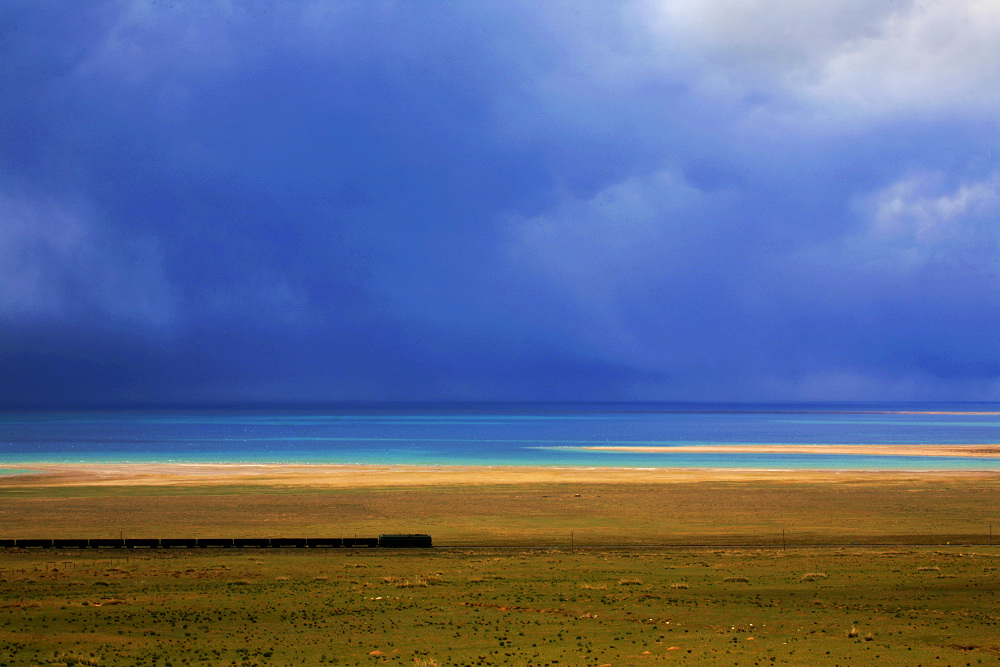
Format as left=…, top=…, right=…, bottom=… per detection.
left=2, top=1, right=999, bottom=405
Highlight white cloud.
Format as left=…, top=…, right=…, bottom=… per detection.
left=868, top=171, right=999, bottom=246
left=852, top=171, right=1000, bottom=271
left=0, top=190, right=177, bottom=327
left=636, top=0, right=1000, bottom=125
left=782, top=170, right=1000, bottom=284
left=645, top=0, right=894, bottom=70
left=805, top=1, right=1000, bottom=119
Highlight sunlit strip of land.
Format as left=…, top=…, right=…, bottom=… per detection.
left=3, top=462, right=1000, bottom=489
left=578, top=444, right=1000, bottom=457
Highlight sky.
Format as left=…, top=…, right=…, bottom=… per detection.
left=2, top=1, right=999, bottom=406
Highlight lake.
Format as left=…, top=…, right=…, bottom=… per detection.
left=1, top=402, right=999, bottom=470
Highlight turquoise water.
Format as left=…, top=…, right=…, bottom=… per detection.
left=0, top=403, right=998, bottom=470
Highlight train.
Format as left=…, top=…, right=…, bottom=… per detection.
left=0, top=534, right=432, bottom=549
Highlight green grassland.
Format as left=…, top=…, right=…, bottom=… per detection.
left=1, top=546, right=998, bottom=666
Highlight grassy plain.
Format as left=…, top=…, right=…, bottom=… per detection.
left=2, top=466, right=999, bottom=546
left=2, top=546, right=999, bottom=666
left=1, top=466, right=999, bottom=665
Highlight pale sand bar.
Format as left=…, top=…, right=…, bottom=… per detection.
left=1, top=460, right=999, bottom=488
left=580, top=444, right=1000, bottom=457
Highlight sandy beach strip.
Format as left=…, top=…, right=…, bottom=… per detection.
left=578, top=444, right=1000, bottom=457
left=1, top=462, right=998, bottom=488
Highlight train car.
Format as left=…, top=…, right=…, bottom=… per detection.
left=0, top=539, right=17, bottom=548
left=232, top=538, right=270, bottom=548
left=306, top=537, right=343, bottom=548
left=271, top=538, right=308, bottom=548
left=198, top=538, right=235, bottom=548
left=343, top=537, right=379, bottom=548
left=161, top=538, right=198, bottom=548
left=15, top=539, right=53, bottom=549
left=90, top=538, right=125, bottom=549
left=52, top=539, right=89, bottom=549
left=378, top=534, right=432, bottom=548
left=124, top=538, right=160, bottom=549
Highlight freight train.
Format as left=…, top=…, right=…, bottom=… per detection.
left=0, top=534, right=431, bottom=549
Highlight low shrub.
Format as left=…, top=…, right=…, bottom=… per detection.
left=578, top=582, right=607, bottom=590
left=48, top=652, right=101, bottom=666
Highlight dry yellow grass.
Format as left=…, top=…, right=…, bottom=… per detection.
left=617, top=577, right=643, bottom=585
left=0, top=464, right=998, bottom=546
